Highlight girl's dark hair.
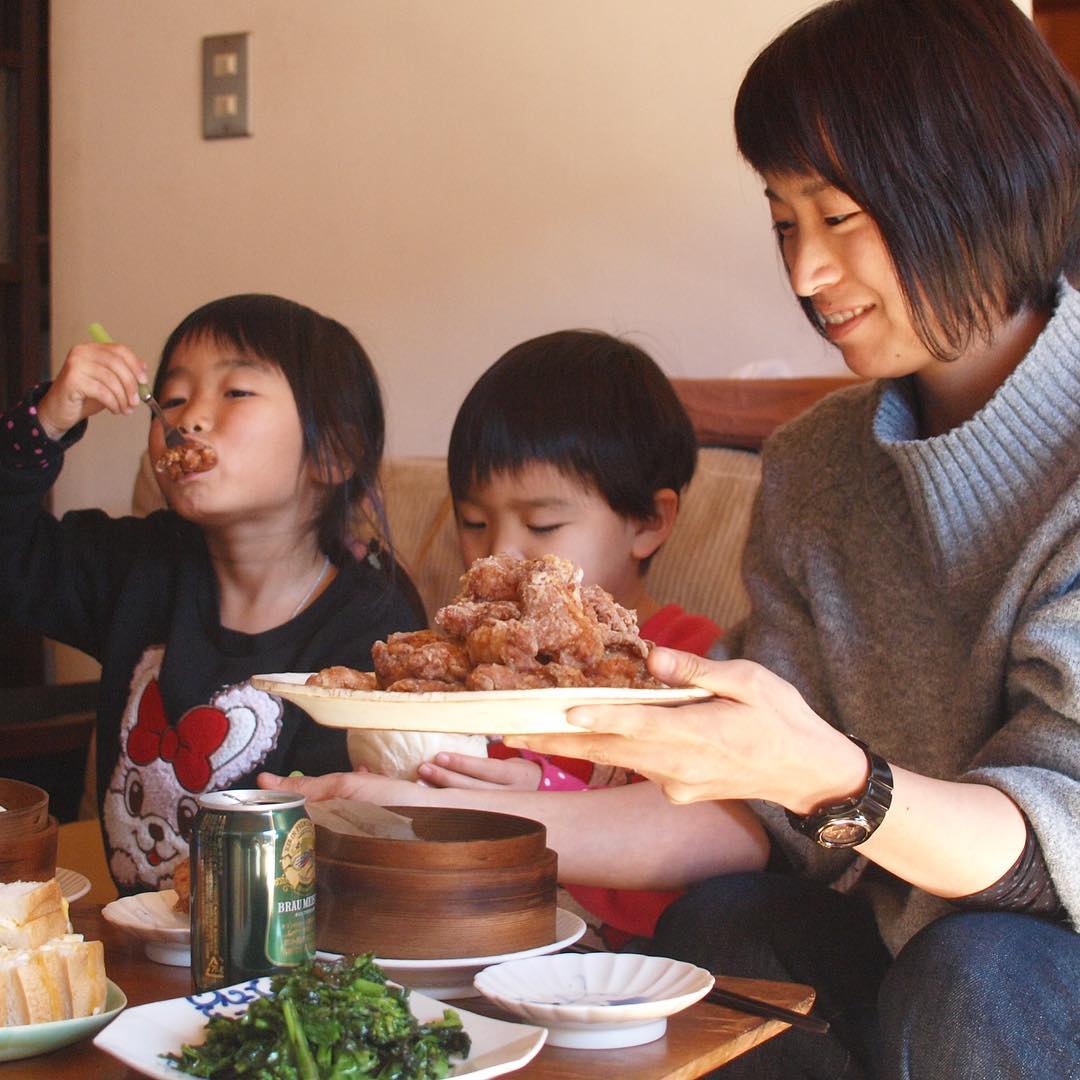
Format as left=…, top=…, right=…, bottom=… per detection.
left=448, top=330, right=697, bottom=553
left=734, top=0, right=1080, bottom=361
left=154, top=293, right=386, bottom=566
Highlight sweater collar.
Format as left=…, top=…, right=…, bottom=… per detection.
left=868, top=278, right=1080, bottom=580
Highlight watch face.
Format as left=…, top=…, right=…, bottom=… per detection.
left=818, top=818, right=870, bottom=848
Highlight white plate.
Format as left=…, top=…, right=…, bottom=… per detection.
left=474, top=952, right=714, bottom=1049
left=57, top=866, right=91, bottom=903
left=0, top=980, right=126, bottom=1062
left=102, top=890, right=190, bottom=967
left=251, top=672, right=712, bottom=735
left=93, top=975, right=546, bottom=1079
left=371, top=907, right=587, bottom=999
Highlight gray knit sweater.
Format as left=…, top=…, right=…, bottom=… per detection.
left=733, top=279, right=1080, bottom=952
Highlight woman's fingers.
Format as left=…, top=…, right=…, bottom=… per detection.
left=257, top=770, right=362, bottom=801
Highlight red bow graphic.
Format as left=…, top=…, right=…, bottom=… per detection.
left=128, top=680, right=230, bottom=793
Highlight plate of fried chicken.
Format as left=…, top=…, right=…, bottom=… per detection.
left=252, top=554, right=711, bottom=735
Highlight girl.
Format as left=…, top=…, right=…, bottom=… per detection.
left=0, top=294, right=424, bottom=895
left=261, top=330, right=769, bottom=947
left=506, top=2, right=1080, bottom=1078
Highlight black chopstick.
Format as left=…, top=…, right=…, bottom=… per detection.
left=563, top=944, right=829, bottom=1035
left=702, top=984, right=829, bottom=1034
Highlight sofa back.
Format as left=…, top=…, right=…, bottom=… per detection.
left=133, top=445, right=761, bottom=631
left=380, top=447, right=760, bottom=630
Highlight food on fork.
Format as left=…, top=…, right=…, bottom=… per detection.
left=309, top=553, right=662, bottom=692
left=0, top=879, right=108, bottom=1025
left=153, top=441, right=217, bottom=480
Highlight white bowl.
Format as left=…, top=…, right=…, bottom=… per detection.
left=474, top=951, right=714, bottom=1049
left=101, top=890, right=190, bottom=966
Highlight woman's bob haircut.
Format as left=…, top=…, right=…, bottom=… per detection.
left=734, top=0, right=1080, bottom=360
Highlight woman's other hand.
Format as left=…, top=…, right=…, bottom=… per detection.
left=257, top=768, right=420, bottom=805
left=417, top=753, right=542, bottom=790
left=38, top=340, right=149, bottom=440
left=507, top=646, right=867, bottom=813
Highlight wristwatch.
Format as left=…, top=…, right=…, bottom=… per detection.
left=786, top=737, right=893, bottom=848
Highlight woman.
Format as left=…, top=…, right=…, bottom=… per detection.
left=507, top=1, right=1080, bottom=1077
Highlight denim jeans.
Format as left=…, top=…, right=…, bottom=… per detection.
left=645, top=872, right=1079, bottom=1079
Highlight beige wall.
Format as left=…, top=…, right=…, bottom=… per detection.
left=47, top=0, right=1031, bottom=681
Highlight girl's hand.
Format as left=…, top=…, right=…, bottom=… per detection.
left=37, top=340, right=148, bottom=440
left=417, top=753, right=543, bottom=791
left=506, top=647, right=866, bottom=813
left=257, top=769, right=419, bottom=804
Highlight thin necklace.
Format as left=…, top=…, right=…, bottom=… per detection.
left=289, top=555, right=330, bottom=619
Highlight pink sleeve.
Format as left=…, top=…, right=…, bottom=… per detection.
left=518, top=750, right=589, bottom=791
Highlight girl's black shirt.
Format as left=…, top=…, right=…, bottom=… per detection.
left=0, top=385, right=423, bottom=894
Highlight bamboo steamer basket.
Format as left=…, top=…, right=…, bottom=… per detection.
left=0, top=778, right=58, bottom=883
left=315, top=806, right=557, bottom=959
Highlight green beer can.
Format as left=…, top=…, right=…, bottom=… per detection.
left=191, top=789, right=316, bottom=991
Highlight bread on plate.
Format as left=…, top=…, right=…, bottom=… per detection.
left=0, top=879, right=107, bottom=1025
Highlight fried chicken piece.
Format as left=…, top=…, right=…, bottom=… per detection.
left=154, top=441, right=217, bottom=480
left=519, top=559, right=606, bottom=667
left=585, top=650, right=663, bottom=688
left=306, top=666, right=379, bottom=691
left=465, top=619, right=541, bottom=668
left=536, top=662, right=590, bottom=688
left=583, top=584, right=649, bottom=657
left=373, top=629, right=471, bottom=686
left=171, top=857, right=190, bottom=913
left=465, top=664, right=553, bottom=691
left=383, top=677, right=466, bottom=693
left=436, top=598, right=522, bottom=639
left=456, top=553, right=529, bottom=601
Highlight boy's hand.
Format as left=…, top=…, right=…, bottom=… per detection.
left=37, top=340, right=148, bottom=441
left=417, top=752, right=542, bottom=791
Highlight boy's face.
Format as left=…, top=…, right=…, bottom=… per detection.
left=454, top=463, right=653, bottom=609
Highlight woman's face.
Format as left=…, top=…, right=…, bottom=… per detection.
left=763, top=171, right=936, bottom=380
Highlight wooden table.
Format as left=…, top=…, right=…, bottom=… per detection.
left=3, top=901, right=815, bottom=1078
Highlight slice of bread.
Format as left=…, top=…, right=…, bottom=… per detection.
left=0, top=880, right=65, bottom=925
left=0, top=936, right=106, bottom=1026
left=40, top=936, right=105, bottom=1019
left=0, top=906, right=71, bottom=949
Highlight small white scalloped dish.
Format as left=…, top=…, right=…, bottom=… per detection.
left=101, top=890, right=190, bottom=967
left=474, top=951, right=714, bottom=1049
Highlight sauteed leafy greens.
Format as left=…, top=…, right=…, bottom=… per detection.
left=165, top=954, right=471, bottom=1079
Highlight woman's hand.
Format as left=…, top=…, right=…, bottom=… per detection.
left=257, top=768, right=421, bottom=804
left=37, top=340, right=148, bottom=440
left=507, top=646, right=867, bottom=813
left=417, top=753, right=543, bottom=791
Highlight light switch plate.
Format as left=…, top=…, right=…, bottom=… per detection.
left=202, top=33, right=251, bottom=138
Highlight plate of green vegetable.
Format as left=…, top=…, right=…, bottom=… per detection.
left=93, top=954, right=546, bottom=1079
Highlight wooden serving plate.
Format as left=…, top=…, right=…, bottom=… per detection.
left=316, top=806, right=558, bottom=959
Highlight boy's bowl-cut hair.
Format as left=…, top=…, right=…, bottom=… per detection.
left=155, top=293, right=385, bottom=566
left=448, top=329, right=697, bottom=524
left=734, top=0, right=1080, bottom=361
